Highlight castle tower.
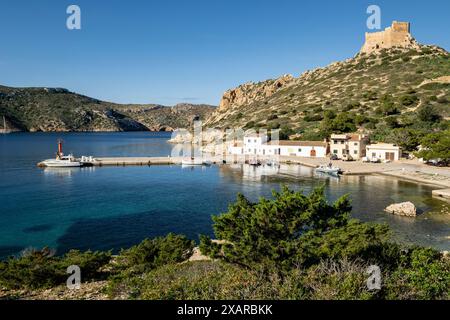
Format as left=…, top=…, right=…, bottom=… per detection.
left=360, top=21, right=419, bottom=54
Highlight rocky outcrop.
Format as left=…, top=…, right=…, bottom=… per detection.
left=205, top=74, right=294, bottom=127
left=218, top=74, right=294, bottom=112
left=385, top=202, right=417, bottom=217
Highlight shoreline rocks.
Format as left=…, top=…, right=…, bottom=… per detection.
left=385, top=201, right=417, bottom=217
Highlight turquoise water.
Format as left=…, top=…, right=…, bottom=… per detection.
left=0, top=132, right=449, bottom=259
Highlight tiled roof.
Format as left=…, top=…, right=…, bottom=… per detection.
left=331, top=133, right=368, bottom=141
left=349, top=134, right=368, bottom=141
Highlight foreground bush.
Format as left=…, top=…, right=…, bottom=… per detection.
left=111, top=233, right=195, bottom=275
left=200, top=186, right=389, bottom=270
left=0, top=248, right=111, bottom=290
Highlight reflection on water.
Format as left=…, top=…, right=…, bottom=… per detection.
left=218, top=164, right=450, bottom=251
left=0, top=132, right=449, bottom=259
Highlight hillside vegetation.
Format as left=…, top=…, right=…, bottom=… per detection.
left=205, top=46, right=450, bottom=146
left=0, top=86, right=215, bottom=132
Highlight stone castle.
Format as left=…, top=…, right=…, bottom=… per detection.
left=360, top=21, right=419, bottom=54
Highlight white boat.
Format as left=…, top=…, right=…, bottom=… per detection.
left=315, top=164, right=340, bottom=176
left=265, top=159, right=279, bottom=167
left=249, top=159, right=262, bottom=166
left=181, top=157, right=204, bottom=166
left=40, top=139, right=82, bottom=167
left=42, top=154, right=82, bottom=167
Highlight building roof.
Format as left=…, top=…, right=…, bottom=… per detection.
left=366, top=143, right=401, bottom=150
left=267, top=140, right=327, bottom=147
left=330, top=134, right=348, bottom=140
left=331, top=133, right=368, bottom=141
left=349, top=134, right=368, bottom=141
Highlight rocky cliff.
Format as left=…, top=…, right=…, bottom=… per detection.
left=0, top=86, right=215, bottom=132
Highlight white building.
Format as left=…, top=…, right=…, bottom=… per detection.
left=266, top=140, right=328, bottom=157
left=243, top=133, right=269, bottom=155
left=229, top=133, right=328, bottom=158
left=366, top=143, right=402, bottom=161
left=227, top=141, right=244, bottom=155
left=330, top=133, right=369, bottom=160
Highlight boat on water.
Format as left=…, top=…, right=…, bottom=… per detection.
left=41, top=140, right=82, bottom=168
left=249, top=159, right=262, bottom=166
left=181, top=157, right=210, bottom=166
left=42, top=155, right=82, bottom=167
left=265, top=159, right=279, bottom=167
left=315, top=163, right=341, bottom=176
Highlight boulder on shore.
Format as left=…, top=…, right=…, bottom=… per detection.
left=384, top=202, right=417, bottom=217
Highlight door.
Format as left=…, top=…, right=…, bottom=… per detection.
left=310, top=149, right=316, bottom=157
left=386, top=152, right=395, bottom=161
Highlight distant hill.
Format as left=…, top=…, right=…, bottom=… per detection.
left=205, top=23, right=449, bottom=143
left=0, top=86, right=215, bottom=132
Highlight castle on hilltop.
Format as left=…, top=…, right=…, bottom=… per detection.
left=360, top=21, right=419, bottom=54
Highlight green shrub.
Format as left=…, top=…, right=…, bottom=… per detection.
left=302, top=259, right=375, bottom=300
left=244, top=121, right=256, bottom=129
left=385, top=128, right=424, bottom=151
left=112, top=233, right=195, bottom=275
left=304, top=113, right=323, bottom=122
left=399, top=95, right=418, bottom=106
left=0, top=248, right=111, bottom=290
left=384, top=248, right=450, bottom=300
left=415, top=130, right=450, bottom=162
left=417, top=104, right=442, bottom=123
left=200, top=186, right=389, bottom=270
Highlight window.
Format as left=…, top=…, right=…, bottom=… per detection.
left=298, top=148, right=302, bottom=152
left=340, top=141, right=345, bottom=144
left=354, top=150, right=358, bottom=155
left=254, top=139, right=257, bottom=143
left=248, top=139, right=251, bottom=143
left=333, top=150, right=338, bottom=154
left=354, top=143, right=358, bottom=146
left=372, top=152, right=376, bottom=157
left=333, top=140, right=337, bottom=144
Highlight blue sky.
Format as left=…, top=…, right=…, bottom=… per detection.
left=0, top=0, right=449, bottom=105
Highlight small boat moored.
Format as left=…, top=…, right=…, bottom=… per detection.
left=40, top=140, right=82, bottom=168
left=181, top=157, right=206, bottom=166
left=42, top=155, right=82, bottom=167
left=315, top=163, right=341, bottom=176
left=248, top=159, right=262, bottom=166
left=265, top=159, right=279, bottom=167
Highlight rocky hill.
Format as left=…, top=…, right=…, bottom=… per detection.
left=205, top=23, right=449, bottom=142
left=0, top=86, right=215, bottom=132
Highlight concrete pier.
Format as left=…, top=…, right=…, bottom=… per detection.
left=37, top=156, right=184, bottom=167
left=93, top=157, right=180, bottom=166
left=432, top=188, right=450, bottom=202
